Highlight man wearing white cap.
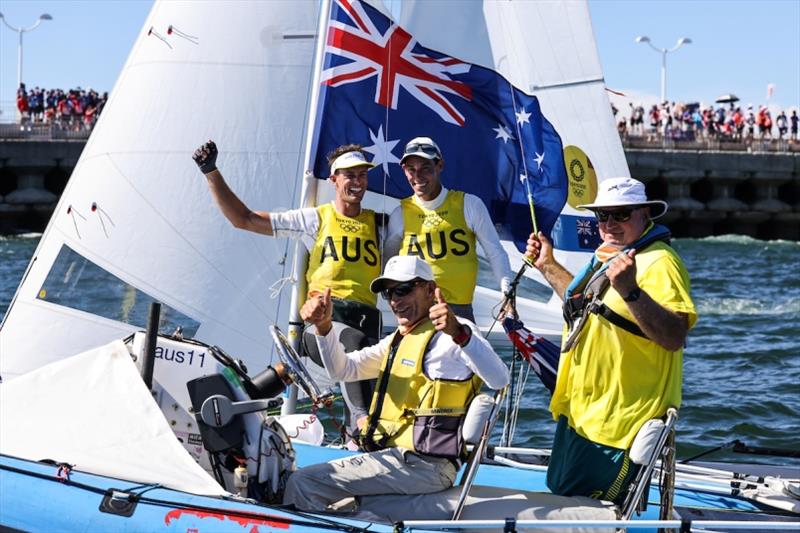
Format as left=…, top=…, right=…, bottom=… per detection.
left=283, top=255, right=508, bottom=512
left=384, top=137, right=514, bottom=323
left=193, top=141, right=382, bottom=437
left=524, top=177, right=696, bottom=504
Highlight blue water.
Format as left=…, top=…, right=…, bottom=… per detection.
left=2, top=234, right=799, bottom=466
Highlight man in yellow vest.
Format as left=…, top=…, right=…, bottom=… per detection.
left=193, top=140, right=382, bottom=437
left=524, top=177, right=697, bottom=504
left=283, top=255, right=509, bottom=512
left=384, top=137, right=514, bottom=323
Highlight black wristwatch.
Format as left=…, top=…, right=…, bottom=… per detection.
left=623, top=287, right=642, bottom=302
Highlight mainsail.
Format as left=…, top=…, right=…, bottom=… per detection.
left=1, top=0, right=623, bottom=380
left=0, top=1, right=321, bottom=378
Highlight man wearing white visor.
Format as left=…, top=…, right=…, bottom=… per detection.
left=384, top=137, right=514, bottom=323
left=193, top=141, right=382, bottom=439
left=524, top=177, right=697, bottom=505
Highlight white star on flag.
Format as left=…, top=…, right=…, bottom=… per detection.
left=516, top=107, right=531, bottom=126
left=363, top=125, right=400, bottom=174
left=493, top=124, right=514, bottom=143
left=520, top=173, right=527, bottom=183
left=534, top=151, right=545, bottom=172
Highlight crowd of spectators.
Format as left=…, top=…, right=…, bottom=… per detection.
left=15, top=83, right=108, bottom=131
left=613, top=101, right=799, bottom=143
left=12, top=81, right=800, bottom=146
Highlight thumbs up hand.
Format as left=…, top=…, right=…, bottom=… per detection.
left=300, top=288, right=333, bottom=335
left=429, top=287, right=461, bottom=337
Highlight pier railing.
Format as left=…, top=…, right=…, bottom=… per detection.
left=2, top=121, right=798, bottom=153
left=622, top=135, right=800, bottom=153
left=0, top=123, right=92, bottom=141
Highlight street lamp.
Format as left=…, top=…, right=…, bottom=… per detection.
left=0, top=12, right=54, bottom=89
left=635, top=35, right=691, bottom=104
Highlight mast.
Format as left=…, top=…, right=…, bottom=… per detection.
left=281, top=0, right=332, bottom=416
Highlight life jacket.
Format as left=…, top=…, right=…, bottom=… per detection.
left=360, top=320, right=482, bottom=459
left=561, top=224, right=672, bottom=353
left=400, top=190, right=477, bottom=305
left=306, top=203, right=381, bottom=306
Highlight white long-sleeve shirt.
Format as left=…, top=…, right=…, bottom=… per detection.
left=384, top=187, right=513, bottom=294
left=268, top=204, right=324, bottom=251
left=315, top=318, right=509, bottom=390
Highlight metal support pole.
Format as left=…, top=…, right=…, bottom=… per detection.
left=17, top=31, right=23, bottom=88
left=141, top=302, right=161, bottom=389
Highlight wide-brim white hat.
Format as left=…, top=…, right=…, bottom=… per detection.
left=370, top=256, right=434, bottom=294
left=577, top=177, right=668, bottom=219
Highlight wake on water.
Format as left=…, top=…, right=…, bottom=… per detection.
left=697, top=297, right=800, bottom=316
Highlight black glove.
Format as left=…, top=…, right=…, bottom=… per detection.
left=193, top=140, right=218, bottom=174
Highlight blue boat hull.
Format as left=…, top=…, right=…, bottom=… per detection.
left=1, top=441, right=770, bottom=532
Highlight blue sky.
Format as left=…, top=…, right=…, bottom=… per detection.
left=1, top=0, right=798, bottom=115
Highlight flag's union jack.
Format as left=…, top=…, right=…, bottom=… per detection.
left=576, top=219, right=595, bottom=236
left=321, top=0, right=472, bottom=126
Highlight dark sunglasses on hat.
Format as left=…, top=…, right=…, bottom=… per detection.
left=596, top=209, right=634, bottom=223
left=381, top=279, right=425, bottom=301
left=403, top=142, right=441, bottom=159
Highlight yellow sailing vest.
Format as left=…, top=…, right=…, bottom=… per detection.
left=306, top=203, right=380, bottom=306
left=400, top=191, right=477, bottom=304
left=361, top=320, right=483, bottom=458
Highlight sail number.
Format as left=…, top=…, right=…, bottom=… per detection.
left=155, top=346, right=206, bottom=368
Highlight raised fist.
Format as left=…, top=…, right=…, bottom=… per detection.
left=193, top=140, right=218, bottom=174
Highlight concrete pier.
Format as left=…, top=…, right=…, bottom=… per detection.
left=1, top=137, right=799, bottom=239
left=629, top=149, right=799, bottom=240
left=0, top=139, right=81, bottom=234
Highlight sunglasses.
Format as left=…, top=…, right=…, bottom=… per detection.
left=403, top=142, right=441, bottom=158
left=596, top=209, right=634, bottom=223
left=381, top=279, right=425, bottom=300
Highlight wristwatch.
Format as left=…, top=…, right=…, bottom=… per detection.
left=623, top=287, right=642, bottom=302
left=452, top=325, right=472, bottom=347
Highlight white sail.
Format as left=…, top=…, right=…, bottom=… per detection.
left=0, top=339, right=226, bottom=496
left=1, top=1, right=321, bottom=379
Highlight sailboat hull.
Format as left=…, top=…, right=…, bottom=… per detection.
left=3, top=442, right=784, bottom=533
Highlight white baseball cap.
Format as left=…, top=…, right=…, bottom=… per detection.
left=330, top=151, right=376, bottom=174
left=400, top=136, right=443, bottom=164
left=370, top=256, right=434, bottom=293
left=577, top=177, right=668, bottom=219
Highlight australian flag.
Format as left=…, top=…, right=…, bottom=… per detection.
left=311, top=0, right=568, bottom=250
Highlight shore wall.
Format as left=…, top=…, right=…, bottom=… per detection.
left=1, top=139, right=798, bottom=240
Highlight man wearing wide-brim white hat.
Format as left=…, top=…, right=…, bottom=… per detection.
left=524, top=176, right=697, bottom=505
left=193, top=141, right=382, bottom=439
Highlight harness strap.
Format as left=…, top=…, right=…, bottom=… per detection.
left=361, top=333, right=403, bottom=451
left=590, top=301, right=649, bottom=339
left=562, top=224, right=672, bottom=350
